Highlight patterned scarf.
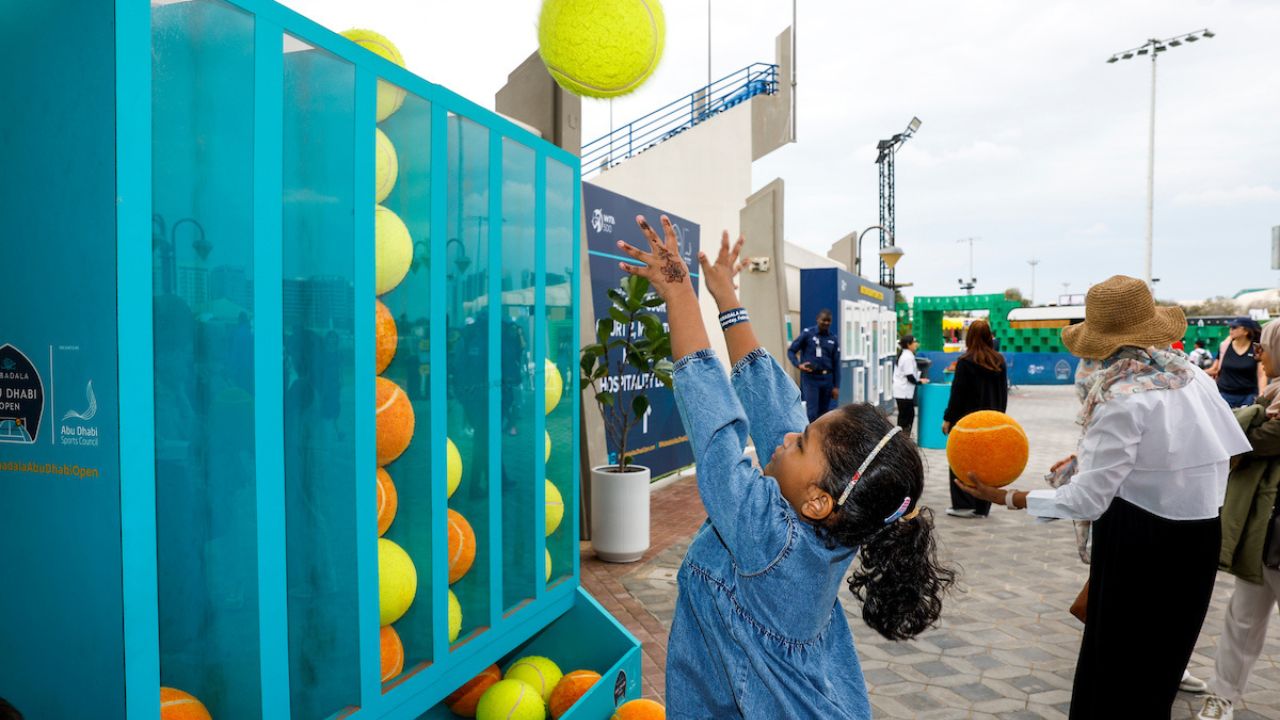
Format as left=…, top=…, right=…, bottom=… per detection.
left=1257, top=321, right=1280, bottom=418
left=1074, top=346, right=1195, bottom=429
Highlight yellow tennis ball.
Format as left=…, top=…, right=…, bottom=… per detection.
left=544, top=430, right=552, bottom=464
left=505, top=656, right=563, bottom=704
left=448, top=588, right=462, bottom=643
left=537, top=0, right=666, bottom=99
left=447, top=437, right=462, bottom=498
left=544, top=359, right=563, bottom=415
left=378, top=537, right=417, bottom=625
left=340, top=29, right=408, bottom=121
left=545, top=549, right=552, bottom=582
left=375, top=205, right=412, bottom=296
left=375, top=128, right=399, bottom=204
left=477, top=679, right=546, bottom=720
left=545, top=480, right=564, bottom=536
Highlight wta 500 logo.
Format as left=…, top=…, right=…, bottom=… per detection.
left=0, top=344, right=44, bottom=444
left=591, top=208, right=616, bottom=234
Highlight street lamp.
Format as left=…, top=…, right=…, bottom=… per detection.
left=956, top=237, right=979, bottom=295
left=874, top=117, right=921, bottom=288
left=1107, top=28, right=1214, bottom=289
left=1027, top=258, right=1040, bottom=306
left=854, top=224, right=906, bottom=279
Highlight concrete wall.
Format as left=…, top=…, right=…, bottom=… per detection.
left=739, top=179, right=789, bottom=365
left=785, top=241, right=844, bottom=339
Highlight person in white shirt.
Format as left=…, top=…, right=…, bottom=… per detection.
left=892, top=335, right=926, bottom=436
left=954, top=275, right=1250, bottom=719
left=1188, top=339, right=1214, bottom=369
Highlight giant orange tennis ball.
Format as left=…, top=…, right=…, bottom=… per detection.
left=448, top=508, right=477, bottom=584
left=377, top=467, right=398, bottom=537
left=380, top=625, right=404, bottom=682
left=445, top=664, right=502, bottom=718
left=160, top=687, right=212, bottom=720
left=612, top=699, right=665, bottom=720
left=946, top=410, right=1029, bottom=488
left=376, top=377, right=415, bottom=465
left=549, top=670, right=600, bottom=719
left=375, top=299, right=398, bottom=374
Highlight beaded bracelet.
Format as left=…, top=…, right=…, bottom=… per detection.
left=719, top=307, right=749, bottom=331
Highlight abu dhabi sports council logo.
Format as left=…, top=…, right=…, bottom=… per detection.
left=0, top=344, right=44, bottom=444
left=591, top=208, right=616, bottom=234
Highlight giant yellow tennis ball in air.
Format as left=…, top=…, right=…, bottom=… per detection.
left=378, top=537, right=417, bottom=625
left=376, top=377, right=415, bottom=465
left=375, top=299, right=398, bottom=374
left=376, top=205, right=413, bottom=296
left=544, top=358, right=563, bottom=415
left=505, top=656, right=563, bottom=704
left=380, top=625, right=404, bottom=682
left=549, top=670, right=600, bottom=719
left=448, top=508, right=477, bottom=584
left=445, top=664, right=502, bottom=718
left=612, top=699, right=665, bottom=720
left=946, top=410, right=1029, bottom=488
left=545, top=480, right=564, bottom=536
left=375, top=128, right=399, bottom=204
left=376, top=466, right=398, bottom=537
left=447, top=437, right=463, bottom=497
left=476, top=679, right=546, bottom=720
left=160, top=687, right=212, bottom=720
left=339, top=29, right=408, bottom=121
left=448, top=589, right=462, bottom=643
left=537, top=0, right=666, bottom=99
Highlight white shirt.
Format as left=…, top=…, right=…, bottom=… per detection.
left=892, top=349, right=919, bottom=400
left=1188, top=347, right=1212, bottom=367
left=1027, top=368, right=1252, bottom=521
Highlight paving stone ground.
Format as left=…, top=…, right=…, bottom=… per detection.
left=581, top=385, right=1280, bottom=718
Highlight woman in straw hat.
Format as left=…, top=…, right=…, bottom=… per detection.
left=955, top=275, right=1250, bottom=718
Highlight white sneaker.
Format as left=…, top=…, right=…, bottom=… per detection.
left=1197, top=695, right=1233, bottom=720
left=1181, top=669, right=1208, bottom=693
left=945, top=508, right=976, bottom=518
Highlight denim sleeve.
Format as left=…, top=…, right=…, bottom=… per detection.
left=673, top=349, right=793, bottom=574
left=730, top=348, right=808, bottom=467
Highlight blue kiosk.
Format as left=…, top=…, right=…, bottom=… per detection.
left=799, top=268, right=898, bottom=414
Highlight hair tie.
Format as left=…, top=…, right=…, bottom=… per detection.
left=883, top=496, right=912, bottom=524
left=835, top=426, right=901, bottom=507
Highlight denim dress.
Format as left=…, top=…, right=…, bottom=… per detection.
left=666, top=348, right=871, bottom=719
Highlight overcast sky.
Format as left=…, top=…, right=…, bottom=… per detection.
left=279, top=0, right=1279, bottom=303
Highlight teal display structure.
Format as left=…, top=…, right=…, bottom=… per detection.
left=915, top=383, right=952, bottom=450
left=0, top=2, right=640, bottom=719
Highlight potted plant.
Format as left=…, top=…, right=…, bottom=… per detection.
left=579, top=274, right=674, bottom=562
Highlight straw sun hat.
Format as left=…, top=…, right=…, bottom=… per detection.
left=1061, top=275, right=1187, bottom=360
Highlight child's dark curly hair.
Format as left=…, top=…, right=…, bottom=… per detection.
left=0, top=698, right=24, bottom=720
left=814, top=403, right=957, bottom=641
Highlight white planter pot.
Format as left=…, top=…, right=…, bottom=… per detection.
left=590, top=464, right=651, bottom=563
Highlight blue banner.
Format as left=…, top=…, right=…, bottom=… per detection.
left=583, top=183, right=700, bottom=476
left=919, top=351, right=1080, bottom=386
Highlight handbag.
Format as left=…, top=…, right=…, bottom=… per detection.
left=1069, top=580, right=1089, bottom=623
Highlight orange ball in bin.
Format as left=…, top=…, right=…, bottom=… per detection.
left=448, top=508, right=477, bottom=584
left=445, top=663, right=502, bottom=718
left=946, top=410, right=1029, bottom=488
left=375, top=299, right=398, bottom=374
left=612, top=698, right=666, bottom=720
left=549, top=670, right=601, bottom=719
left=380, top=625, right=404, bottom=682
left=376, top=377, right=415, bottom=465
left=377, top=467, right=398, bottom=537
left=160, top=687, right=212, bottom=720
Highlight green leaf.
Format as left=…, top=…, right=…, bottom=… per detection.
left=643, top=295, right=666, bottom=307
left=579, top=377, right=593, bottom=391
left=608, top=307, right=630, bottom=325
left=638, top=314, right=663, bottom=338
left=596, top=318, right=615, bottom=345
left=607, top=288, right=627, bottom=307
left=595, top=392, right=614, bottom=407
left=631, top=395, right=649, bottom=419
left=593, top=365, right=609, bottom=380
left=625, top=275, right=650, bottom=303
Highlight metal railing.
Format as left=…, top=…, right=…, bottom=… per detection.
left=581, top=63, right=779, bottom=176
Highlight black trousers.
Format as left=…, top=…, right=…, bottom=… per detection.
left=895, top=397, right=915, bottom=436
left=948, top=468, right=992, bottom=516
left=1069, top=498, right=1220, bottom=719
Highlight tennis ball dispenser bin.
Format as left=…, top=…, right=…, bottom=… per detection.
left=0, top=2, right=640, bottom=719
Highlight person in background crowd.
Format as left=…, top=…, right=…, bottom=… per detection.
left=942, top=320, right=1008, bottom=518
left=1209, top=317, right=1266, bottom=408
left=893, top=335, right=926, bottom=437
left=788, top=309, right=841, bottom=423
left=1189, top=339, right=1215, bottom=369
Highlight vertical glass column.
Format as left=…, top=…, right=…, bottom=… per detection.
left=281, top=36, right=361, bottom=719
left=544, top=159, right=577, bottom=585
left=151, top=2, right=262, bottom=717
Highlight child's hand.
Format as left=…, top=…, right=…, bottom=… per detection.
left=698, top=230, right=746, bottom=310
left=617, top=215, right=695, bottom=303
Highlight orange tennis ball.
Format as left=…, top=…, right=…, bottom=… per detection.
left=377, top=467, right=398, bottom=537
left=160, top=687, right=212, bottom=720
left=946, top=410, right=1029, bottom=488
left=445, top=663, right=502, bottom=718
left=612, top=698, right=665, bottom=720
left=549, top=670, right=600, bottom=719
left=376, top=299, right=398, bottom=374
left=380, top=625, right=404, bottom=682
left=376, top=376, right=415, bottom=465
left=448, top=508, right=477, bottom=584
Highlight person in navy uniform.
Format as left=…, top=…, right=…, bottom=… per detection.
left=788, top=309, right=840, bottom=422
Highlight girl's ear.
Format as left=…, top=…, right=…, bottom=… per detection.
left=802, top=487, right=834, bottom=521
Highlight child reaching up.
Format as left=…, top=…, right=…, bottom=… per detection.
left=617, top=216, right=955, bottom=719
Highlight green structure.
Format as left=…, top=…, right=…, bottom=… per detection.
left=911, top=294, right=1031, bottom=352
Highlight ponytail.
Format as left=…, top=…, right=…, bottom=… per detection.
left=846, top=508, right=954, bottom=640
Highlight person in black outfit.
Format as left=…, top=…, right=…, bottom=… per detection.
left=787, top=309, right=840, bottom=422
left=942, top=320, right=1008, bottom=518
left=1209, top=316, right=1266, bottom=408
